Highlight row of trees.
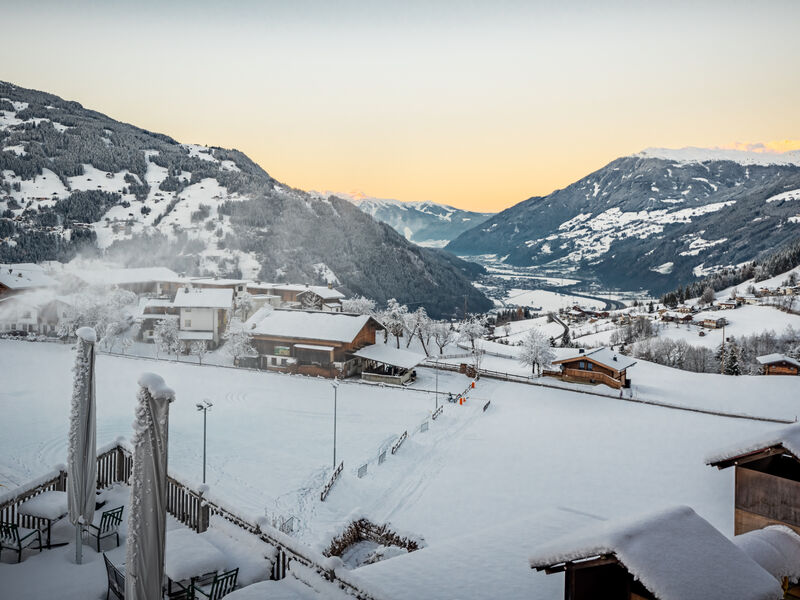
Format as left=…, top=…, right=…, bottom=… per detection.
left=631, top=327, right=800, bottom=375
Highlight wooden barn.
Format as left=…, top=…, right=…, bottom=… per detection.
left=529, top=505, right=786, bottom=600
left=551, top=347, right=636, bottom=390
left=244, top=307, right=383, bottom=377
left=756, top=354, right=800, bottom=376
left=246, top=282, right=345, bottom=310
left=708, top=423, right=800, bottom=536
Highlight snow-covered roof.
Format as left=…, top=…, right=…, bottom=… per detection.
left=172, top=287, right=233, bottom=309
left=756, top=353, right=800, bottom=368
left=250, top=282, right=345, bottom=300
left=0, top=264, right=57, bottom=290
left=734, top=526, right=800, bottom=582
left=188, top=276, right=250, bottom=287
left=553, top=347, right=637, bottom=371
left=529, top=506, right=782, bottom=600
left=72, top=266, right=182, bottom=286
left=245, top=308, right=377, bottom=343
left=353, top=344, right=425, bottom=370
left=707, top=422, right=800, bottom=465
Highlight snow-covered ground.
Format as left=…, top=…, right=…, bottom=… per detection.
left=503, top=288, right=606, bottom=311
left=2, top=337, right=798, bottom=599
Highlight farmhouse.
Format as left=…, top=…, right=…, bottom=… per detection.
left=171, top=286, right=233, bottom=348
left=756, top=353, right=800, bottom=376
left=661, top=311, right=693, bottom=324
left=0, top=292, right=72, bottom=335
left=551, top=347, right=636, bottom=389
left=529, top=505, right=787, bottom=600
left=137, top=297, right=178, bottom=342
left=707, top=423, right=800, bottom=535
left=717, top=300, right=738, bottom=310
left=187, top=276, right=249, bottom=298
left=244, top=307, right=383, bottom=377
left=0, top=263, right=57, bottom=297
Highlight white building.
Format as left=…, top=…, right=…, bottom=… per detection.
left=171, top=287, right=233, bottom=348
left=0, top=263, right=57, bottom=297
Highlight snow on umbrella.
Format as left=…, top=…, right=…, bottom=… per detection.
left=68, top=327, right=97, bottom=564
left=125, top=373, right=175, bottom=600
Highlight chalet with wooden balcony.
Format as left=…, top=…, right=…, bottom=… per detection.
left=243, top=307, right=383, bottom=377
left=551, top=347, right=636, bottom=390
left=529, top=505, right=786, bottom=600
left=707, top=423, right=800, bottom=536
left=756, top=354, right=800, bottom=376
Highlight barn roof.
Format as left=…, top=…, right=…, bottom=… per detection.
left=756, top=353, right=800, bottom=368
left=706, top=422, right=800, bottom=467
left=245, top=307, right=378, bottom=343
left=529, top=506, right=782, bottom=600
left=552, top=347, right=637, bottom=371
left=353, top=344, right=425, bottom=370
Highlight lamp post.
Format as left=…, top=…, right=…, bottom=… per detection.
left=435, top=356, right=439, bottom=410
left=196, top=400, right=213, bottom=484
left=331, top=380, right=339, bottom=469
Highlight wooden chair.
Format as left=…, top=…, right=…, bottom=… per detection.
left=102, top=553, right=125, bottom=600
left=193, top=568, right=239, bottom=599
left=0, top=521, right=43, bottom=563
left=86, top=506, right=123, bottom=552
left=165, top=583, right=194, bottom=599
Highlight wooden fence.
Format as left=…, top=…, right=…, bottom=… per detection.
left=320, top=461, right=344, bottom=502
left=391, top=431, right=408, bottom=455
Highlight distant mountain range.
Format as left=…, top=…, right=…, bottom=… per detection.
left=447, top=147, right=800, bottom=293
left=0, top=81, right=491, bottom=318
left=324, top=191, right=494, bottom=248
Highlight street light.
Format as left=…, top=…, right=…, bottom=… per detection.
left=435, top=355, right=440, bottom=410
left=196, top=400, right=213, bottom=484
left=331, top=379, right=339, bottom=469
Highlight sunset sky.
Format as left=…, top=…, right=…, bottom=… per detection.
left=3, top=0, right=799, bottom=211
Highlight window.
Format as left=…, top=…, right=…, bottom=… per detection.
left=271, top=357, right=277, bottom=365
left=587, top=362, right=593, bottom=371
left=185, top=307, right=192, bottom=312
left=184, top=320, right=191, bottom=327
left=579, top=361, right=585, bottom=370
left=281, top=358, right=287, bottom=366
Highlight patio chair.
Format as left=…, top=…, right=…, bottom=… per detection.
left=193, top=568, right=239, bottom=599
left=102, top=553, right=125, bottom=600
left=85, top=505, right=123, bottom=552
left=0, top=521, right=43, bottom=563
left=166, top=583, right=194, bottom=599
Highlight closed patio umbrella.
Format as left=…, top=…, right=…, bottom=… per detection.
left=68, top=327, right=97, bottom=564
left=125, top=373, right=175, bottom=600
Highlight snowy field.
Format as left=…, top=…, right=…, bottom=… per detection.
left=658, top=305, right=800, bottom=348
left=503, top=288, right=606, bottom=311
left=2, top=338, right=799, bottom=598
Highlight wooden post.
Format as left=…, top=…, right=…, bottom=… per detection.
left=115, top=446, right=126, bottom=483
left=197, top=491, right=210, bottom=533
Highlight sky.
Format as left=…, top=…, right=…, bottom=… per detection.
left=2, top=0, right=799, bottom=211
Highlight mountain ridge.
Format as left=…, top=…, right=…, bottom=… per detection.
left=0, top=81, right=491, bottom=318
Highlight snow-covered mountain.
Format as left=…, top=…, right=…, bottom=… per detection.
left=447, top=147, right=800, bottom=293
left=324, top=191, right=494, bottom=248
left=0, top=81, right=491, bottom=318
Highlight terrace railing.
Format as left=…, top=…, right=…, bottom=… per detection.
left=0, top=442, right=381, bottom=600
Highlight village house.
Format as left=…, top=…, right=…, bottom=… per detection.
left=756, top=354, right=800, bottom=376
left=137, top=297, right=178, bottom=342
left=661, top=311, right=693, bottom=324
left=707, top=423, right=800, bottom=536
left=550, top=347, right=636, bottom=390
left=0, top=263, right=57, bottom=297
left=0, top=292, right=72, bottom=336
left=68, top=266, right=185, bottom=296
left=717, top=300, right=738, bottom=310
left=187, top=276, right=250, bottom=299
left=737, top=295, right=761, bottom=305
left=244, top=307, right=383, bottom=377
left=529, top=505, right=796, bottom=600
left=247, top=282, right=345, bottom=311
left=171, top=286, right=233, bottom=348
left=701, top=316, right=727, bottom=329
left=675, top=304, right=694, bottom=313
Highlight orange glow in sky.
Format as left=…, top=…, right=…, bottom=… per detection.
left=2, top=1, right=798, bottom=212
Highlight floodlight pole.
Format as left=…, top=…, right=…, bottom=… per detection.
left=196, top=400, right=213, bottom=484
left=435, top=356, right=439, bottom=410
left=332, top=380, right=339, bottom=469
